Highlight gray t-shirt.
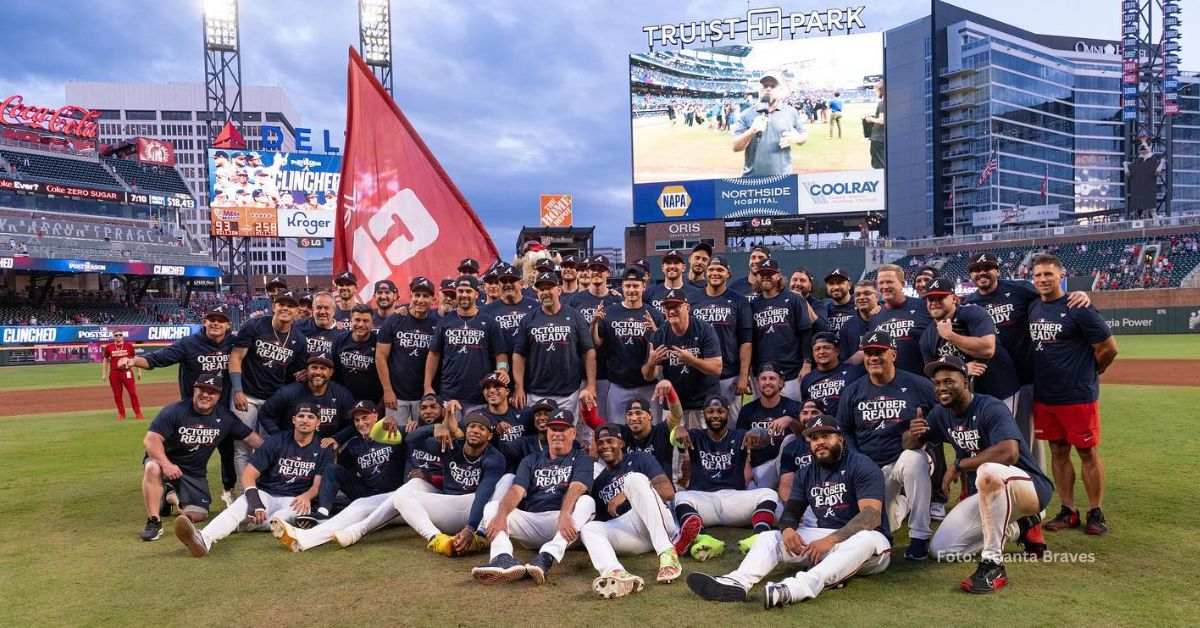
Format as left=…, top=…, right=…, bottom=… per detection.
left=733, top=105, right=806, bottom=177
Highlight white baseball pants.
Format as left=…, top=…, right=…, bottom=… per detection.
left=930, top=462, right=1041, bottom=563
left=394, top=474, right=514, bottom=540
left=725, top=528, right=891, bottom=601
left=580, top=473, right=678, bottom=575
left=675, top=488, right=777, bottom=527
left=200, top=490, right=297, bottom=547
left=289, top=492, right=392, bottom=551
left=481, top=495, right=596, bottom=562
left=881, top=449, right=932, bottom=540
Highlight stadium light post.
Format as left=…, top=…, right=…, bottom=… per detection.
left=202, top=0, right=250, bottom=293
left=358, top=0, right=394, bottom=97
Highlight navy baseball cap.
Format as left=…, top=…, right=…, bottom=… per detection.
left=924, top=277, right=956, bottom=298
left=860, top=330, right=897, bottom=351
left=662, top=288, right=689, bottom=305
left=334, top=271, right=357, bottom=286
left=482, top=264, right=500, bottom=282
left=707, top=255, right=729, bottom=269
left=455, top=275, right=480, bottom=291
left=273, top=290, right=299, bottom=306
left=265, top=276, right=288, bottom=290
left=691, top=242, right=713, bottom=256
left=589, top=255, right=611, bottom=271
left=457, top=258, right=480, bottom=273
left=194, top=373, right=223, bottom=392
left=292, top=402, right=319, bottom=417
left=624, top=398, right=652, bottom=414
left=534, top=258, right=556, bottom=272
left=757, top=362, right=783, bottom=377
left=374, top=279, right=397, bottom=293
left=662, top=250, right=685, bottom=263
left=530, top=398, right=558, bottom=413
left=803, top=414, right=842, bottom=437
left=560, top=255, right=579, bottom=268
left=703, top=396, right=729, bottom=410
left=463, top=411, right=495, bottom=432
left=299, top=293, right=313, bottom=306
left=924, top=354, right=969, bottom=378
left=409, top=276, right=435, bottom=295
left=824, top=268, right=850, bottom=282
left=350, top=400, right=378, bottom=416
left=440, top=279, right=458, bottom=294
left=594, top=422, right=627, bottom=441
left=758, top=258, right=781, bottom=275
left=751, top=244, right=772, bottom=256
left=497, top=264, right=521, bottom=281
left=811, top=332, right=840, bottom=347
left=546, top=408, right=575, bottom=429
left=968, top=253, right=1000, bottom=271
left=534, top=271, right=560, bottom=287
left=916, top=265, right=939, bottom=279
left=307, top=352, right=335, bottom=368
left=621, top=266, right=647, bottom=282
left=205, top=305, right=231, bottom=321
left=480, top=372, right=507, bottom=389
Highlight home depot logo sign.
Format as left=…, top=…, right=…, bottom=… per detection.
left=539, top=194, right=573, bottom=227
left=657, top=185, right=691, bottom=217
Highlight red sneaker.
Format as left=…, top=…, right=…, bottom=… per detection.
left=1043, top=506, right=1080, bottom=532
left=135, top=414, right=147, bottom=421
left=117, top=415, right=127, bottom=421
left=673, top=515, right=702, bottom=555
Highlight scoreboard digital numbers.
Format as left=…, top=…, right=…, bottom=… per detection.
left=209, top=208, right=278, bottom=237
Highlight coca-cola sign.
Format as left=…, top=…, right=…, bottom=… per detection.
left=0, top=94, right=101, bottom=139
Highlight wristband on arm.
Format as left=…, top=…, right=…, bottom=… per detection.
left=244, top=487, right=265, bottom=512
left=230, top=372, right=244, bottom=394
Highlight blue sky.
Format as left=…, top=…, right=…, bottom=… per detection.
left=0, top=1, right=1192, bottom=251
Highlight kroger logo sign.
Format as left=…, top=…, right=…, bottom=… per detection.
left=278, top=208, right=335, bottom=238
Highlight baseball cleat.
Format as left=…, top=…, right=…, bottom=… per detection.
left=592, top=569, right=645, bottom=599
left=1044, top=506, right=1080, bottom=531
left=140, top=517, right=163, bottom=542
left=427, top=533, right=455, bottom=557
left=334, top=526, right=363, bottom=548
left=294, top=511, right=327, bottom=530
left=904, top=537, right=929, bottom=561
left=135, top=414, right=147, bottom=421
left=763, top=582, right=793, bottom=609
left=656, top=549, right=682, bottom=584
left=961, top=559, right=1007, bottom=594
left=737, top=533, right=759, bottom=554
left=117, top=415, right=126, bottom=422
left=930, top=501, right=947, bottom=522
left=268, top=516, right=288, bottom=538
left=686, top=573, right=748, bottom=603
left=472, top=553, right=526, bottom=584
left=690, top=534, right=726, bottom=562
left=1085, top=508, right=1108, bottom=536
left=1018, top=519, right=1047, bottom=557
left=525, top=552, right=556, bottom=585
left=271, top=519, right=303, bottom=553
left=673, top=515, right=702, bottom=554
left=220, top=490, right=234, bottom=509
left=174, top=516, right=208, bottom=557
left=465, top=533, right=489, bottom=555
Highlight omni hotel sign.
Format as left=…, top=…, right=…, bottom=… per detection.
left=642, top=5, right=867, bottom=48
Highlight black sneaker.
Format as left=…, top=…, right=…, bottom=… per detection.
left=140, top=517, right=163, bottom=542
left=471, top=553, right=526, bottom=584
left=525, top=552, right=556, bottom=585
left=763, top=582, right=793, bottom=609
left=1044, top=505, right=1080, bottom=531
left=1017, top=515, right=1047, bottom=557
left=294, top=510, right=329, bottom=530
left=686, top=573, right=749, bottom=603
left=904, top=537, right=929, bottom=561
left=960, top=559, right=1007, bottom=594
left=1085, top=508, right=1108, bottom=536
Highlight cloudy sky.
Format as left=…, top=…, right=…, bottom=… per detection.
left=0, top=0, right=1192, bottom=250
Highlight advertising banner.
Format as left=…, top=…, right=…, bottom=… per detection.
left=1097, top=307, right=1200, bottom=335
left=0, top=177, right=194, bottom=209
left=207, top=148, right=341, bottom=214
left=277, top=208, right=335, bottom=238
left=0, top=324, right=202, bottom=346
left=795, top=169, right=885, bottom=215
left=136, top=137, right=176, bottom=166
left=539, top=194, right=573, bottom=227
left=716, top=174, right=798, bottom=217
left=632, top=179, right=717, bottom=223
left=296, top=237, right=326, bottom=248
left=0, top=254, right=220, bottom=277
left=971, top=203, right=1060, bottom=227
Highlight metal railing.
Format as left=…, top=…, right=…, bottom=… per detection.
left=881, top=214, right=1200, bottom=253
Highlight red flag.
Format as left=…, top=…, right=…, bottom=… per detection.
left=334, top=48, right=499, bottom=302
left=212, top=120, right=246, bottom=149
left=1040, top=164, right=1049, bottom=201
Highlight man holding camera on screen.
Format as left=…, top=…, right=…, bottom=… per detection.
left=732, top=72, right=808, bottom=178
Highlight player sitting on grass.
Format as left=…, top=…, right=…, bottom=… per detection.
left=175, top=402, right=331, bottom=557
left=140, top=374, right=263, bottom=541
left=580, top=423, right=682, bottom=599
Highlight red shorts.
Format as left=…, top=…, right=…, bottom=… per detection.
left=1033, top=401, right=1100, bottom=449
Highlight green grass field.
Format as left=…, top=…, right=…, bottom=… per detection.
left=0, top=362, right=178, bottom=391
left=1107, top=334, right=1200, bottom=360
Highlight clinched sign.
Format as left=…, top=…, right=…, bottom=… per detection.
left=539, top=194, right=573, bottom=227
left=334, top=48, right=498, bottom=302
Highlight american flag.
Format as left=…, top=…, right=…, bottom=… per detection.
left=977, top=151, right=998, bottom=187
left=1040, top=164, right=1049, bottom=200
left=945, top=179, right=956, bottom=209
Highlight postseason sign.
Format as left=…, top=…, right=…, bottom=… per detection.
left=207, top=149, right=340, bottom=237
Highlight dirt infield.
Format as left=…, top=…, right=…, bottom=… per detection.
left=1101, top=359, right=1200, bottom=387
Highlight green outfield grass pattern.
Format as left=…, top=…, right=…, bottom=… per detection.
left=1, top=383, right=1198, bottom=627
left=1108, top=333, right=1200, bottom=360
left=0, top=363, right=179, bottom=391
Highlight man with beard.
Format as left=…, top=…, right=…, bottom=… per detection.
left=801, top=333, right=865, bottom=413
left=559, top=255, right=582, bottom=296
left=333, top=305, right=382, bottom=404
left=732, top=72, right=808, bottom=177
left=620, top=392, right=682, bottom=477
left=839, top=281, right=881, bottom=363
left=644, top=289, right=722, bottom=429
left=737, top=364, right=802, bottom=491
left=594, top=266, right=663, bottom=422
left=913, top=356, right=1054, bottom=592
left=229, top=290, right=309, bottom=479
left=438, top=279, right=458, bottom=316
left=730, top=244, right=770, bottom=299
left=691, top=255, right=753, bottom=417
left=377, top=277, right=439, bottom=425
left=823, top=268, right=856, bottom=334
left=332, top=271, right=360, bottom=331
left=472, top=410, right=596, bottom=585
left=775, top=399, right=826, bottom=530
left=481, top=264, right=502, bottom=305
left=866, top=264, right=932, bottom=376
left=920, top=278, right=1019, bottom=406
left=258, top=353, right=355, bottom=443
left=646, top=250, right=702, bottom=317
left=913, top=266, right=938, bottom=297
left=425, top=275, right=507, bottom=418
left=686, top=415, right=891, bottom=607
left=581, top=423, right=682, bottom=598
left=750, top=259, right=815, bottom=400
left=687, top=242, right=713, bottom=289
left=567, top=256, right=622, bottom=416
left=370, top=280, right=399, bottom=329
left=481, top=264, right=538, bottom=362
left=788, top=268, right=829, bottom=332
left=836, top=331, right=936, bottom=560
left=299, top=292, right=341, bottom=355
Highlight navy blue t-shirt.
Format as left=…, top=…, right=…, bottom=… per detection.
left=1029, top=297, right=1112, bottom=404
left=480, top=406, right=532, bottom=445
left=868, top=297, right=932, bottom=376
left=333, top=331, right=382, bottom=403
left=626, top=422, right=674, bottom=477
left=514, top=305, right=593, bottom=397
left=569, top=290, right=625, bottom=383
left=837, top=311, right=875, bottom=362
left=598, top=303, right=662, bottom=389
left=481, top=297, right=538, bottom=354
left=801, top=363, right=866, bottom=412
left=234, top=317, right=309, bottom=400
left=513, top=448, right=594, bottom=513
left=837, top=370, right=936, bottom=467
left=919, top=304, right=1020, bottom=400
left=684, top=427, right=751, bottom=492
left=297, top=319, right=341, bottom=356
left=337, top=435, right=405, bottom=495
left=778, top=436, right=813, bottom=476
left=751, top=291, right=813, bottom=380
left=148, top=400, right=250, bottom=477
left=378, top=312, right=438, bottom=401
left=690, top=288, right=753, bottom=379
left=963, top=279, right=1039, bottom=384
left=644, top=283, right=704, bottom=318
left=650, top=318, right=721, bottom=410
left=333, top=306, right=353, bottom=332
left=737, top=397, right=802, bottom=468
left=143, top=330, right=235, bottom=401
left=408, top=425, right=508, bottom=529
left=826, top=300, right=857, bottom=335
left=405, top=431, right=444, bottom=478
left=250, top=431, right=332, bottom=497
left=789, top=449, right=890, bottom=539
left=592, top=451, right=666, bottom=521
left=258, top=381, right=355, bottom=440
left=805, top=294, right=830, bottom=333
left=729, top=276, right=757, bottom=300
left=926, top=394, right=1054, bottom=510
left=431, top=310, right=501, bottom=405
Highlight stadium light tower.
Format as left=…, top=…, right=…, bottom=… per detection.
left=202, top=0, right=250, bottom=290
left=358, top=0, right=394, bottom=96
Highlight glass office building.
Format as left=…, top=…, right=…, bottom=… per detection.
left=886, top=1, right=1199, bottom=237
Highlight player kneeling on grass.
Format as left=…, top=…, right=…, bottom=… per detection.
left=687, top=415, right=891, bottom=608
left=175, top=402, right=331, bottom=557
left=140, top=374, right=263, bottom=541
left=910, top=356, right=1054, bottom=594
left=270, top=401, right=406, bottom=551
left=581, top=423, right=681, bottom=599
left=671, top=397, right=776, bottom=561
left=472, top=409, right=595, bottom=585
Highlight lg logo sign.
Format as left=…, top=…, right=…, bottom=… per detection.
left=351, top=188, right=439, bottom=301
left=668, top=223, right=701, bottom=235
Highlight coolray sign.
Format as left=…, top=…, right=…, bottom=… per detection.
left=716, top=175, right=798, bottom=218
left=796, top=170, right=885, bottom=214
left=0, top=324, right=203, bottom=346
left=0, top=94, right=100, bottom=139
left=277, top=208, right=335, bottom=238
left=642, top=5, right=867, bottom=47
left=633, top=180, right=716, bottom=223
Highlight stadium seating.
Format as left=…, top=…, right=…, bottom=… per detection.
left=0, top=150, right=123, bottom=189
left=103, top=158, right=191, bottom=195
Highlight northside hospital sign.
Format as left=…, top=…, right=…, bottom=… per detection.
left=642, top=5, right=868, bottom=47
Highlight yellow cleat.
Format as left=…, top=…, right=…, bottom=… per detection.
left=427, top=533, right=455, bottom=556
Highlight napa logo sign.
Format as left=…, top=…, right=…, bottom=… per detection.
left=633, top=180, right=716, bottom=223
left=658, top=185, right=692, bottom=217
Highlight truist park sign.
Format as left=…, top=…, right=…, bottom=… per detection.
left=643, top=5, right=867, bottom=47
left=0, top=94, right=101, bottom=139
